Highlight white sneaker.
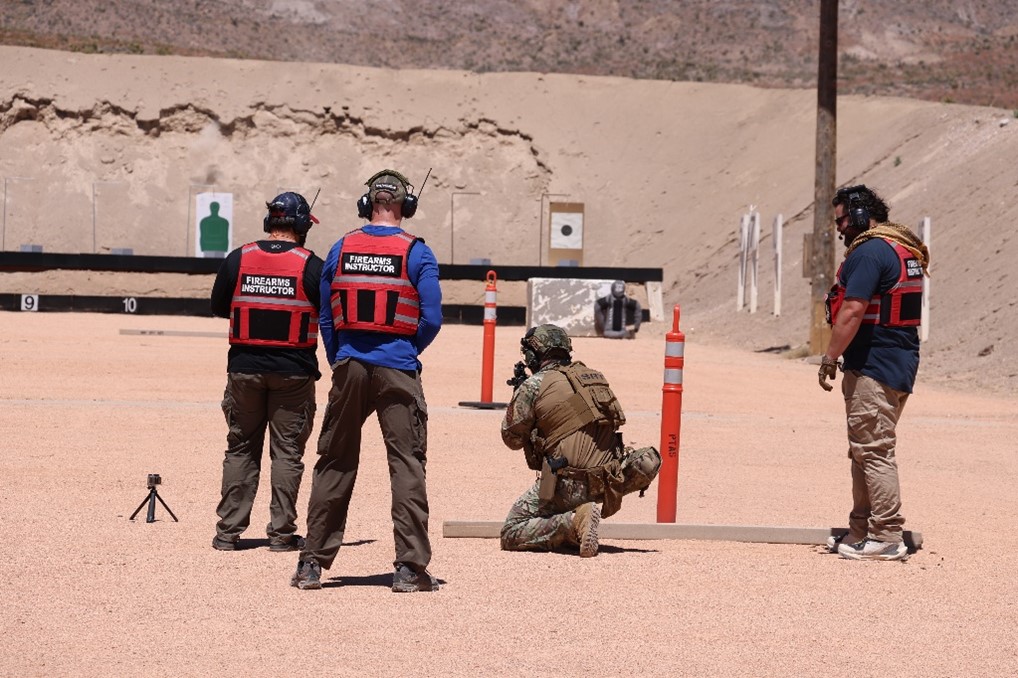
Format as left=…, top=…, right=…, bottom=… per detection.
left=825, top=533, right=865, bottom=553
left=838, top=539, right=909, bottom=561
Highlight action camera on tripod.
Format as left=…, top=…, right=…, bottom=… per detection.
left=130, top=473, right=178, bottom=523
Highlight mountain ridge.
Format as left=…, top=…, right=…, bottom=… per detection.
left=2, top=0, right=1017, bottom=109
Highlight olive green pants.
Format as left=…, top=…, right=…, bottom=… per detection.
left=216, top=372, right=316, bottom=542
left=300, top=358, right=431, bottom=571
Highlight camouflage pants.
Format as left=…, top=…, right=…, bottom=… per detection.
left=500, top=446, right=660, bottom=552
left=499, top=481, right=588, bottom=552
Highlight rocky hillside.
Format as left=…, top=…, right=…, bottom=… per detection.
left=3, top=0, right=1017, bottom=109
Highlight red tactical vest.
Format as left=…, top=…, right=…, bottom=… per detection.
left=229, top=243, right=318, bottom=348
left=826, top=239, right=924, bottom=327
left=330, top=228, right=421, bottom=335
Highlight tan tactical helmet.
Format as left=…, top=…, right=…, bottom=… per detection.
left=521, top=324, right=572, bottom=370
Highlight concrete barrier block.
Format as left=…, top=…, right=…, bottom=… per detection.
left=527, top=277, right=615, bottom=336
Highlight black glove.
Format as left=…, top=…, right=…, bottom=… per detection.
left=818, top=355, right=839, bottom=392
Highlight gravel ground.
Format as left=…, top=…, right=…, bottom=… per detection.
left=2, top=313, right=1016, bottom=677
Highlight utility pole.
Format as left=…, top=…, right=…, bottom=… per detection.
left=809, top=0, right=838, bottom=354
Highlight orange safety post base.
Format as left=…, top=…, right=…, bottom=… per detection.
left=657, top=304, right=684, bottom=523
left=459, top=270, right=509, bottom=410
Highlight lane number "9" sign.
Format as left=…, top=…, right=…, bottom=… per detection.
left=20, top=294, right=39, bottom=311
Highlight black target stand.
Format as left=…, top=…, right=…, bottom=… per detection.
left=129, top=473, right=179, bottom=523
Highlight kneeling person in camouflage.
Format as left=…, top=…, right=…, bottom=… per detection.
left=500, top=324, right=661, bottom=557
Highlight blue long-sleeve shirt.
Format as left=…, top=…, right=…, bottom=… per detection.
left=319, top=225, right=443, bottom=371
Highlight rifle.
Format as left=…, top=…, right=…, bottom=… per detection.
left=506, top=361, right=529, bottom=391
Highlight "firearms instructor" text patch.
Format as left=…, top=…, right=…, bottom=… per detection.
left=341, top=253, right=402, bottom=277
left=240, top=274, right=297, bottom=297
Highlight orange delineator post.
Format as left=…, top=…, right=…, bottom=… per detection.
left=657, top=304, right=684, bottom=523
left=480, top=270, right=498, bottom=402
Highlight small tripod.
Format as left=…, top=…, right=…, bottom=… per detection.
left=129, top=474, right=179, bottom=523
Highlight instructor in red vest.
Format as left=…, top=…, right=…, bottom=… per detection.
left=210, top=192, right=323, bottom=553
left=292, top=169, right=443, bottom=592
left=820, top=184, right=930, bottom=562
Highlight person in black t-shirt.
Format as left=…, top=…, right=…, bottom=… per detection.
left=209, top=192, right=324, bottom=553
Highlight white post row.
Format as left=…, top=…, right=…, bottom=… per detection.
left=736, top=212, right=925, bottom=324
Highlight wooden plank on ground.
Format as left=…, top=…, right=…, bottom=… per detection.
left=442, top=520, right=923, bottom=551
left=120, top=329, right=225, bottom=338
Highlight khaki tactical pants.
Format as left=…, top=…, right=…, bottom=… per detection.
left=842, top=370, right=909, bottom=543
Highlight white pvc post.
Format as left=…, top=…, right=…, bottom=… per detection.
left=773, top=213, right=784, bottom=316
left=918, top=216, right=931, bottom=341
left=749, top=211, right=760, bottom=314
left=737, top=213, right=749, bottom=311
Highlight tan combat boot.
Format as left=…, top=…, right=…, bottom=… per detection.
left=572, top=502, right=601, bottom=558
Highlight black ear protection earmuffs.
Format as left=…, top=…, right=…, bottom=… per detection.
left=356, top=170, right=419, bottom=220
left=356, top=194, right=372, bottom=220
left=847, top=193, right=870, bottom=230
left=400, top=193, right=419, bottom=219
left=836, top=185, right=871, bottom=230
left=264, top=192, right=316, bottom=235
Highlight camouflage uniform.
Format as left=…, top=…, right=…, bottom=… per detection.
left=500, top=362, right=660, bottom=552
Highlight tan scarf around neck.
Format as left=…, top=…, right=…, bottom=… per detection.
left=846, top=222, right=931, bottom=276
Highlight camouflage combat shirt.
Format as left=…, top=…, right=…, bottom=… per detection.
left=501, top=361, right=618, bottom=470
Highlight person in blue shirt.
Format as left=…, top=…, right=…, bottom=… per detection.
left=291, top=169, right=443, bottom=592
left=819, top=184, right=930, bottom=562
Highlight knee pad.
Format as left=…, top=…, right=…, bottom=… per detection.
left=620, top=446, right=662, bottom=495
